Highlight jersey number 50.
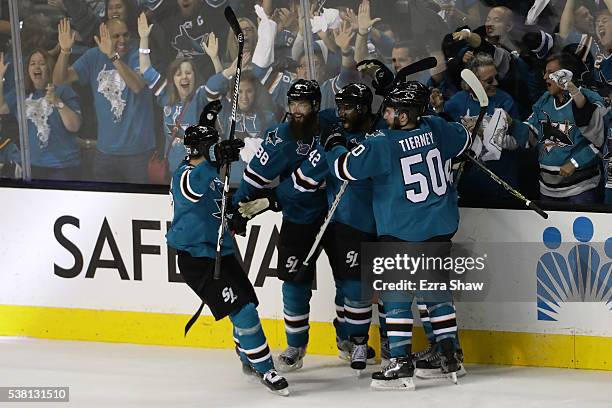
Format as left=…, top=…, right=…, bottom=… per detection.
left=400, top=148, right=448, bottom=203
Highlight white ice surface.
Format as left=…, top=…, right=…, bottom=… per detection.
left=1, top=337, right=611, bottom=408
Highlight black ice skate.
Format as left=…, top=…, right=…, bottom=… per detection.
left=414, top=344, right=442, bottom=379
left=260, top=369, right=290, bottom=396
left=415, top=343, right=467, bottom=380
left=338, top=338, right=376, bottom=366
left=439, top=339, right=464, bottom=384
left=235, top=346, right=259, bottom=383
left=380, top=337, right=390, bottom=368
left=277, top=346, right=306, bottom=372
left=349, top=335, right=368, bottom=374
left=370, top=356, right=415, bottom=391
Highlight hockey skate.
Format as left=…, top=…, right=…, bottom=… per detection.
left=260, top=369, right=290, bottom=396
left=370, top=357, right=415, bottom=391
left=235, top=346, right=259, bottom=383
left=277, top=346, right=306, bottom=372
left=349, top=335, right=368, bottom=374
left=380, top=337, right=390, bottom=368
left=338, top=338, right=376, bottom=365
left=415, top=344, right=466, bottom=380
left=439, top=340, right=464, bottom=384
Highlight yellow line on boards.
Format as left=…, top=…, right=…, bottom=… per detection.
left=0, top=305, right=610, bottom=371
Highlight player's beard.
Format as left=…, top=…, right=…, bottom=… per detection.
left=289, top=112, right=318, bottom=143
left=342, top=113, right=368, bottom=133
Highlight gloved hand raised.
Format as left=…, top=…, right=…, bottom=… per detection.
left=207, top=139, right=245, bottom=167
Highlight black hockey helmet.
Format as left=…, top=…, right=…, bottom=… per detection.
left=183, top=125, right=219, bottom=157
left=287, top=79, right=322, bottom=105
left=383, top=81, right=430, bottom=115
left=335, top=83, right=373, bottom=111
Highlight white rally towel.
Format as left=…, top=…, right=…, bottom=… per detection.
left=526, top=0, right=550, bottom=26
left=240, top=137, right=263, bottom=163
left=480, top=108, right=507, bottom=162
left=311, top=8, right=341, bottom=33
left=252, top=5, right=277, bottom=68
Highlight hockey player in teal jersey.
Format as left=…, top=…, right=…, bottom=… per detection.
left=284, top=83, right=382, bottom=373
left=324, top=81, right=470, bottom=390
left=232, top=79, right=329, bottom=373
left=512, top=54, right=608, bottom=203
left=166, top=125, right=289, bottom=396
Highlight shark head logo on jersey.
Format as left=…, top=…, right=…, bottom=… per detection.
left=540, top=114, right=575, bottom=153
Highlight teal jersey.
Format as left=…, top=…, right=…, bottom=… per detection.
left=327, top=115, right=470, bottom=241
left=233, top=122, right=327, bottom=224
left=166, top=161, right=234, bottom=258
left=291, top=109, right=388, bottom=234
left=523, top=88, right=604, bottom=197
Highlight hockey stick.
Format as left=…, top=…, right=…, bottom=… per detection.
left=393, top=56, right=437, bottom=85
left=454, top=69, right=489, bottom=187
left=298, top=58, right=441, bottom=273
left=214, top=6, right=244, bottom=280
left=460, top=69, right=548, bottom=219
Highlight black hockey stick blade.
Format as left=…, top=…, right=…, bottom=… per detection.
left=225, top=6, right=243, bottom=39
left=184, top=301, right=206, bottom=337
left=199, top=100, right=222, bottom=127
left=394, top=56, right=437, bottom=84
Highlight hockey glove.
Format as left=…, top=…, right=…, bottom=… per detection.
left=238, top=189, right=282, bottom=219
left=206, top=139, right=245, bottom=168
left=321, top=124, right=347, bottom=152
left=227, top=208, right=248, bottom=237
left=357, top=59, right=394, bottom=97
left=198, top=100, right=222, bottom=127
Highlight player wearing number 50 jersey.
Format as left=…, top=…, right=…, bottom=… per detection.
left=325, top=81, right=471, bottom=390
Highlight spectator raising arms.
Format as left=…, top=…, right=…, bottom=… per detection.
left=0, top=50, right=82, bottom=181
left=512, top=54, right=608, bottom=204
left=138, top=12, right=210, bottom=176
left=53, top=18, right=155, bottom=183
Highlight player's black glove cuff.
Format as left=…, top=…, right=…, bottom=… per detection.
left=227, top=208, right=248, bottom=237
left=198, top=100, right=222, bottom=127
left=321, top=125, right=347, bottom=152
left=252, top=188, right=282, bottom=212
left=206, top=139, right=245, bottom=169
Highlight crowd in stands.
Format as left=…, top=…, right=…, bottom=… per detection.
left=0, top=0, right=609, bottom=206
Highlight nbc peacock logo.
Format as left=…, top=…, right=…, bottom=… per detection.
left=536, top=216, right=612, bottom=322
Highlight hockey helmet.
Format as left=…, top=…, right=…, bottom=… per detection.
left=383, top=81, right=430, bottom=114
left=335, top=83, right=373, bottom=112
left=183, top=125, right=219, bottom=157
left=287, top=79, right=322, bottom=105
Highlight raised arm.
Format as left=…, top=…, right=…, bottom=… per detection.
left=0, top=53, right=10, bottom=114
left=354, top=0, right=381, bottom=65
left=138, top=12, right=153, bottom=75
left=559, top=0, right=575, bottom=39
left=202, top=32, right=223, bottom=74
left=334, top=21, right=356, bottom=70
left=53, top=19, right=79, bottom=85
left=95, top=23, right=146, bottom=94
